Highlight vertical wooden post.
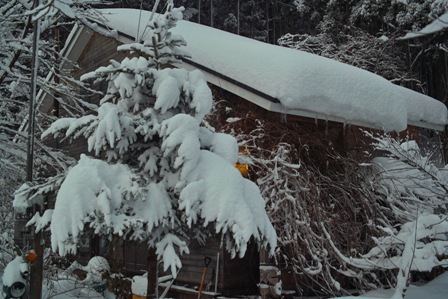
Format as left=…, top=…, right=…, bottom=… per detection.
left=30, top=208, right=44, bottom=299
left=28, top=0, right=43, bottom=298
left=146, top=248, right=158, bottom=299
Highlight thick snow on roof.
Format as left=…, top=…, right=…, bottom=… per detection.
left=98, top=9, right=447, bottom=132
left=402, top=12, right=448, bottom=40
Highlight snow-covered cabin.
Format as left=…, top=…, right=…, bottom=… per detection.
left=38, top=8, right=448, bottom=298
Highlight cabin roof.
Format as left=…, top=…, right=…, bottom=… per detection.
left=54, top=8, right=448, bottom=132
left=401, top=12, right=448, bottom=40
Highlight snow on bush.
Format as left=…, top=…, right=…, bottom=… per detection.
left=323, top=133, right=448, bottom=298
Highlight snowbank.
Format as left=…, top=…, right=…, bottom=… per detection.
left=335, top=272, right=448, bottom=299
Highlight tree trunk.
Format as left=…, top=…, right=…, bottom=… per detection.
left=29, top=227, right=44, bottom=299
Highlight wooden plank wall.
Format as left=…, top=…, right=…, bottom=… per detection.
left=175, top=238, right=221, bottom=290
left=220, top=241, right=260, bottom=296
left=171, top=238, right=260, bottom=296
left=54, top=33, right=127, bottom=156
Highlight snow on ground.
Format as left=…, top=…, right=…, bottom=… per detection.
left=0, top=275, right=116, bottom=299
left=0, top=256, right=115, bottom=299
left=96, top=8, right=447, bottom=132
left=0, top=272, right=447, bottom=298
left=335, top=271, right=448, bottom=299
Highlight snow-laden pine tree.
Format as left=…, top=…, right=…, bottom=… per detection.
left=17, top=0, right=276, bottom=281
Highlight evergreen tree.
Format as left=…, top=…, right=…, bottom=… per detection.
left=16, top=0, right=276, bottom=285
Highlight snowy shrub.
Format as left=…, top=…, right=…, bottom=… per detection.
left=206, top=100, right=383, bottom=296
left=208, top=97, right=448, bottom=297
left=324, top=132, right=448, bottom=298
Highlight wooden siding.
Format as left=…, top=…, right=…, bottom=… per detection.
left=74, top=33, right=125, bottom=79
left=123, top=241, right=150, bottom=275
left=123, top=237, right=260, bottom=297
left=173, top=238, right=259, bottom=296
left=175, top=238, right=220, bottom=288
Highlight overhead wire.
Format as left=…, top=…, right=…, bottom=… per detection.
left=136, top=0, right=169, bottom=43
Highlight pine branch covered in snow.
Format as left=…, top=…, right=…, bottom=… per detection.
left=23, top=0, right=277, bottom=278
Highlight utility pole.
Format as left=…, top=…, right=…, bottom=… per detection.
left=28, top=0, right=43, bottom=298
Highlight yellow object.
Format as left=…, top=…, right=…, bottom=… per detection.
left=234, top=147, right=251, bottom=177
left=234, top=163, right=249, bottom=177
left=132, top=295, right=145, bottom=299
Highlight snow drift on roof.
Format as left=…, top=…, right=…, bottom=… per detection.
left=97, top=9, right=447, bottom=132
left=402, top=12, right=448, bottom=40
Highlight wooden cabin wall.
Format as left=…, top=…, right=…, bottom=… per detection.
left=220, top=242, right=260, bottom=296
left=73, top=33, right=124, bottom=79
left=52, top=32, right=131, bottom=158
left=173, top=238, right=260, bottom=296
left=174, top=238, right=220, bottom=289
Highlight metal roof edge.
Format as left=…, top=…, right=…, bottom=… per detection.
left=407, top=120, right=446, bottom=132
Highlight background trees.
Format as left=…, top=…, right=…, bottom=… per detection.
left=0, top=0, right=85, bottom=256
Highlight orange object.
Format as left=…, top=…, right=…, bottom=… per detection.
left=234, top=147, right=250, bottom=177
left=234, top=163, right=249, bottom=177
left=25, top=250, right=37, bottom=263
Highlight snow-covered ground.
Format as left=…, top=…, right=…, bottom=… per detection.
left=0, top=273, right=116, bottom=299
left=1, top=270, right=447, bottom=298
left=336, top=272, right=448, bottom=299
